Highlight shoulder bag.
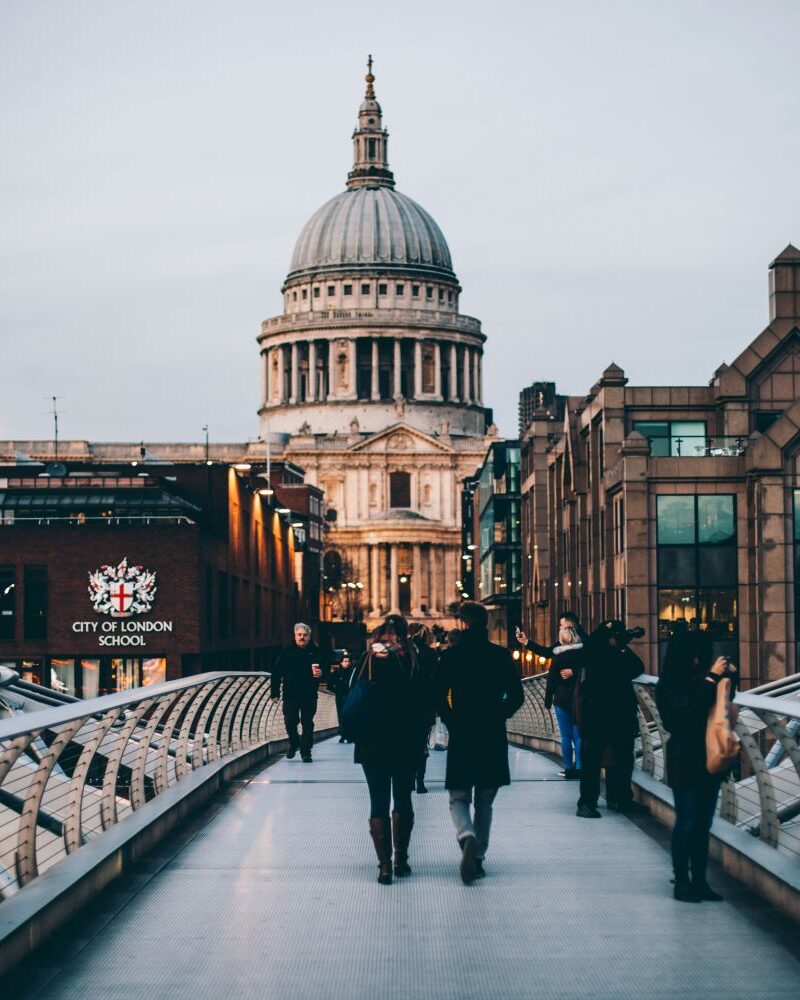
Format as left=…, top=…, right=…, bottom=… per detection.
left=706, top=676, right=740, bottom=774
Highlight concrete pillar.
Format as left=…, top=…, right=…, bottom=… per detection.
left=412, top=543, right=422, bottom=615
left=434, top=342, right=442, bottom=400
left=307, top=341, right=317, bottom=402
left=414, top=339, right=422, bottom=398
left=290, top=342, right=299, bottom=404
left=370, top=544, right=380, bottom=613
left=462, top=348, right=471, bottom=404
left=371, top=339, right=379, bottom=401
left=449, top=344, right=458, bottom=401
left=393, top=339, right=402, bottom=398
left=390, top=544, right=399, bottom=614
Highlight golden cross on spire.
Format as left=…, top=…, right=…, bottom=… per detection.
left=365, top=54, right=375, bottom=98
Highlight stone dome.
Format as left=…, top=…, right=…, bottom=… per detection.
left=286, top=186, right=456, bottom=284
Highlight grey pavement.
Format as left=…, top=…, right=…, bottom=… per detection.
left=12, top=739, right=800, bottom=999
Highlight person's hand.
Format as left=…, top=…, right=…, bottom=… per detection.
left=311, top=664, right=322, bottom=679
left=710, top=656, right=730, bottom=677
left=559, top=668, right=574, bottom=680
left=515, top=627, right=528, bottom=646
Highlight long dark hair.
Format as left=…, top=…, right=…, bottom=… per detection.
left=661, top=628, right=713, bottom=686
left=360, top=614, right=419, bottom=676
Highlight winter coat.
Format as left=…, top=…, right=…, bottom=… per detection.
left=271, top=642, right=327, bottom=701
left=327, top=664, right=355, bottom=700
left=435, top=627, right=525, bottom=791
left=353, top=643, right=433, bottom=771
left=577, top=644, right=643, bottom=739
left=526, top=623, right=589, bottom=660
left=544, top=643, right=585, bottom=712
left=656, top=667, right=729, bottom=789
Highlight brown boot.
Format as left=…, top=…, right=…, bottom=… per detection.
left=392, top=810, right=414, bottom=877
left=368, top=818, right=393, bottom=884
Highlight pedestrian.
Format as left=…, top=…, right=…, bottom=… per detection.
left=435, top=601, right=524, bottom=884
left=271, top=623, right=326, bottom=763
left=354, top=615, right=432, bottom=885
left=408, top=623, right=437, bottom=793
left=544, top=623, right=584, bottom=779
left=328, top=651, right=355, bottom=743
left=515, top=610, right=588, bottom=659
left=576, top=620, right=647, bottom=818
left=655, top=630, right=736, bottom=902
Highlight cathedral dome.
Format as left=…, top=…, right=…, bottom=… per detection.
left=287, top=186, right=456, bottom=284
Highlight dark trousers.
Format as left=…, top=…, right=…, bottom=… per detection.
left=671, top=778, right=722, bottom=882
left=578, top=728, right=635, bottom=808
left=283, top=695, right=317, bottom=755
left=362, top=763, right=414, bottom=819
left=335, top=692, right=347, bottom=724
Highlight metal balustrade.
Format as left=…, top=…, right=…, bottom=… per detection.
left=508, top=671, right=800, bottom=859
left=0, top=673, right=337, bottom=901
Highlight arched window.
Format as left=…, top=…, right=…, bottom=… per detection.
left=389, top=471, right=411, bottom=509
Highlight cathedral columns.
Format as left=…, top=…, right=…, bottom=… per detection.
left=472, top=350, right=480, bottom=405
left=449, top=343, right=458, bottom=401
left=371, top=339, right=379, bottom=400
left=393, top=339, right=402, bottom=398
left=261, top=350, right=269, bottom=408
left=389, top=545, right=400, bottom=614
left=307, top=341, right=317, bottom=402
left=462, top=348, right=471, bottom=404
left=411, top=543, right=422, bottom=615
left=370, top=544, right=380, bottom=613
left=433, top=342, right=442, bottom=400
left=413, top=339, right=422, bottom=398
left=290, top=342, right=299, bottom=403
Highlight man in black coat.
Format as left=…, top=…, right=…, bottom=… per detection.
left=435, top=601, right=524, bottom=884
left=271, top=623, right=326, bottom=762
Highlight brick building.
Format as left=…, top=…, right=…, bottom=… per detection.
left=0, top=461, right=314, bottom=696
left=520, top=245, right=800, bottom=687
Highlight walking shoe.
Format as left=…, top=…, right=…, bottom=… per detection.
left=576, top=804, right=602, bottom=819
left=338, top=736, right=345, bottom=743
left=286, top=748, right=297, bottom=759
left=368, top=818, right=393, bottom=885
left=474, top=860, right=486, bottom=879
left=609, top=800, right=649, bottom=816
left=415, top=779, right=428, bottom=794
left=459, top=835, right=479, bottom=884
left=301, top=754, right=313, bottom=763
left=392, top=810, right=414, bottom=877
left=692, top=881, right=724, bottom=902
left=673, top=877, right=700, bottom=903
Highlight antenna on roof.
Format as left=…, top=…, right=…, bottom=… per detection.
left=43, top=395, right=63, bottom=461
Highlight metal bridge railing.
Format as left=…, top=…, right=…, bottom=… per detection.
left=0, top=673, right=336, bottom=901
left=508, top=672, right=800, bottom=859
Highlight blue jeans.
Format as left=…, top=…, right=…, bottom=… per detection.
left=554, top=706, right=581, bottom=770
left=671, top=778, right=722, bottom=882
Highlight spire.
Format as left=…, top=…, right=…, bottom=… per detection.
left=347, top=55, right=395, bottom=190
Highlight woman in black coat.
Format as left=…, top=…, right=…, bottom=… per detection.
left=544, top=625, right=585, bottom=779
left=328, top=652, right=355, bottom=743
left=655, top=630, right=736, bottom=902
left=576, top=620, right=645, bottom=819
left=354, top=615, right=432, bottom=884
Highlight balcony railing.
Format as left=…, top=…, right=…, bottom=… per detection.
left=260, top=308, right=483, bottom=337
left=648, top=435, right=748, bottom=458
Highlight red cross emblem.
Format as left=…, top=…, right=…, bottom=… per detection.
left=110, top=581, right=134, bottom=614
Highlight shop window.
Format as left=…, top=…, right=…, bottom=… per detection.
left=0, top=565, right=15, bottom=641
left=50, top=658, right=76, bottom=696
left=389, top=471, right=411, bottom=508
left=142, top=658, right=166, bottom=686
left=23, top=565, right=47, bottom=641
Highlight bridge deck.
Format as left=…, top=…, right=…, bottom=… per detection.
left=15, top=740, right=800, bottom=999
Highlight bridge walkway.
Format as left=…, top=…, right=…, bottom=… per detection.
left=13, top=739, right=800, bottom=1000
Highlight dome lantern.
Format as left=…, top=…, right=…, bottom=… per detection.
left=347, top=55, right=395, bottom=191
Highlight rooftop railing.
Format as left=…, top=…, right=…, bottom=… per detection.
left=261, top=308, right=483, bottom=336
left=646, top=435, right=748, bottom=457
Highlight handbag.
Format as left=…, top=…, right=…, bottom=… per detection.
left=340, top=655, right=376, bottom=744
left=428, top=718, right=449, bottom=751
left=706, top=676, right=740, bottom=774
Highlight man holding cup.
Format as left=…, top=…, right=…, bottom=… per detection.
left=271, top=622, right=327, bottom=762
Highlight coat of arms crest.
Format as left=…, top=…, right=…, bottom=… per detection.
left=88, top=557, right=157, bottom=617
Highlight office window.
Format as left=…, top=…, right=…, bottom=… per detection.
left=389, top=471, right=411, bottom=508
left=634, top=420, right=707, bottom=457
left=23, top=565, right=47, bottom=641
left=0, top=565, right=15, bottom=641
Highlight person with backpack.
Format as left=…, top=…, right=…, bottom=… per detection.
left=435, top=601, right=524, bottom=884
left=656, top=629, right=737, bottom=902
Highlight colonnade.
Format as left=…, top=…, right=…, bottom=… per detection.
left=347, top=541, right=458, bottom=617
left=263, top=336, right=483, bottom=407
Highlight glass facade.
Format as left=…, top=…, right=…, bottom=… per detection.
left=634, top=420, right=707, bottom=457
left=656, top=495, right=738, bottom=657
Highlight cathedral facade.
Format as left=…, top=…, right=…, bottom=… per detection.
left=258, top=62, right=496, bottom=628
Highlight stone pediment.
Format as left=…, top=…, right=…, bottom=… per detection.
left=348, top=423, right=455, bottom=455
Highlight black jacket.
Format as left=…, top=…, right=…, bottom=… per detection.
left=435, top=628, right=525, bottom=790
left=353, top=644, right=433, bottom=770
left=271, top=642, right=327, bottom=700
left=544, top=644, right=585, bottom=712
left=656, top=668, right=727, bottom=789
left=327, top=664, right=355, bottom=701
left=578, top=644, right=643, bottom=737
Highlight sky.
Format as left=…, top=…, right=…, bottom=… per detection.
left=2, top=0, right=799, bottom=444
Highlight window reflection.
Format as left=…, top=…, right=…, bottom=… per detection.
left=50, top=658, right=76, bottom=696
left=142, top=658, right=166, bottom=686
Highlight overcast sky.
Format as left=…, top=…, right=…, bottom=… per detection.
left=2, top=0, right=799, bottom=444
